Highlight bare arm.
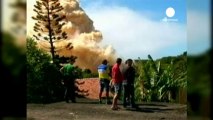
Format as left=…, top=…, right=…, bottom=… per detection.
left=60, top=66, right=64, bottom=73
left=60, top=67, right=64, bottom=85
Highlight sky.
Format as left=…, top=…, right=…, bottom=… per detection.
left=79, top=0, right=211, bottom=59
left=187, top=0, right=211, bottom=55
left=79, top=0, right=187, bottom=59
left=2, top=0, right=211, bottom=59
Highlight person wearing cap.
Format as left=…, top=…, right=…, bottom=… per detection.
left=98, top=59, right=112, bottom=104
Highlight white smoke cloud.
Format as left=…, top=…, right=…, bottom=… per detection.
left=83, top=5, right=187, bottom=59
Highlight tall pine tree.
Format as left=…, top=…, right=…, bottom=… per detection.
left=32, top=0, right=68, bottom=63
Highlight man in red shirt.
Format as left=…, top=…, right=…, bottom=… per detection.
left=111, top=58, right=123, bottom=110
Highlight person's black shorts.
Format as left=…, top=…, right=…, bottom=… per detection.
left=100, top=79, right=110, bottom=92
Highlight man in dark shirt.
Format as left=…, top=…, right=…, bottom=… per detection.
left=123, top=59, right=136, bottom=108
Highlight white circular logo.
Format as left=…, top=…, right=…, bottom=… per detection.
left=166, top=7, right=175, bottom=18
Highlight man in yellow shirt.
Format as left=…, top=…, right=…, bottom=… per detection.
left=98, top=59, right=111, bottom=104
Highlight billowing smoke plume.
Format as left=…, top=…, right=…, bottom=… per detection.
left=27, top=0, right=116, bottom=71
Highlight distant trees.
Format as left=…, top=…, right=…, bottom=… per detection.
left=82, top=69, right=98, bottom=78
left=32, top=0, right=69, bottom=63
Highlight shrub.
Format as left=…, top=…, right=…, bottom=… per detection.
left=27, top=38, right=64, bottom=103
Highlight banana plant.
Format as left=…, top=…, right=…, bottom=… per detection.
left=135, top=54, right=187, bottom=102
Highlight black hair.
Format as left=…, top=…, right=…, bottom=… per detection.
left=127, top=59, right=133, bottom=63
left=116, top=58, right=122, bottom=64
left=102, top=59, right=108, bottom=64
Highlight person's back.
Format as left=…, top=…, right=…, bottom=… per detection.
left=125, top=66, right=135, bottom=84
left=63, top=63, right=75, bottom=85
left=111, top=58, right=123, bottom=110
left=98, top=64, right=110, bottom=80
left=98, top=60, right=111, bottom=104
left=112, top=63, right=123, bottom=84
left=60, top=60, right=76, bottom=103
left=63, top=64, right=74, bottom=77
left=123, top=59, right=136, bottom=108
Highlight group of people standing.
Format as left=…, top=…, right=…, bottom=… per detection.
left=60, top=57, right=136, bottom=110
left=98, top=58, right=136, bottom=110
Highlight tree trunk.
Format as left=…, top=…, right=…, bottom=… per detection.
left=47, top=1, right=55, bottom=63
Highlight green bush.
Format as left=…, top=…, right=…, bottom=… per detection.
left=82, top=68, right=98, bottom=78
left=134, top=53, right=187, bottom=102
left=27, top=38, right=64, bottom=103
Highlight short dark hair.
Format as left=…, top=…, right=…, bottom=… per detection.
left=127, top=59, right=133, bottom=63
left=116, top=58, right=122, bottom=64
left=102, top=59, right=108, bottom=64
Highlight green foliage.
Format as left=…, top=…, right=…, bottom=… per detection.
left=187, top=51, right=211, bottom=97
left=187, top=50, right=211, bottom=116
left=1, top=32, right=25, bottom=77
left=27, top=38, right=64, bottom=103
left=135, top=52, right=187, bottom=102
left=54, top=55, right=77, bottom=70
left=134, top=60, right=144, bottom=102
left=1, top=31, right=26, bottom=117
left=82, top=69, right=98, bottom=78
left=32, top=0, right=69, bottom=62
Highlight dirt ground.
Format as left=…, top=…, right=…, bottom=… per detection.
left=27, top=98, right=187, bottom=120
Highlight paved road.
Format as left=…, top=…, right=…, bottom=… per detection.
left=27, top=98, right=187, bottom=120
